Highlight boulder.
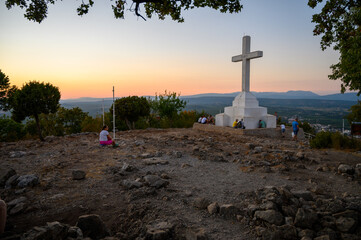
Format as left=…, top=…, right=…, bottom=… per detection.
left=76, top=214, right=110, bottom=240
left=207, top=202, right=219, bottom=214
left=219, top=204, right=240, bottom=219
left=292, top=190, right=313, bottom=201
left=355, top=163, right=361, bottom=177
left=22, top=221, right=69, bottom=240
left=144, top=175, right=169, bottom=189
left=10, top=202, right=26, bottom=215
left=254, top=210, right=284, bottom=226
left=17, top=174, right=39, bottom=188
left=72, top=170, right=86, bottom=180
left=5, top=174, right=20, bottom=188
left=193, top=198, right=210, bottom=210
left=0, top=168, right=16, bottom=187
left=146, top=221, right=174, bottom=240
left=122, top=180, right=143, bottom=189
left=335, top=217, right=357, bottom=233
left=9, top=151, right=26, bottom=158
left=294, top=208, right=318, bottom=229
left=338, top=164, right=354, bottom=175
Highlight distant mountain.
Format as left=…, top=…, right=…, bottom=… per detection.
left=60, top=91, right=360, bottom=103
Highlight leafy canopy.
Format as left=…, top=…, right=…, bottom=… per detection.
left=346, top=100, right=361, bottom=124
left=151, top=90, right=186, bottom=119
left=10, top=81, right=60, bottom=140
left=5, top=0, right=242, bottom=23
left=112, top=96, right=150, bottom=130
left=308, top=0, right=361, bottom=94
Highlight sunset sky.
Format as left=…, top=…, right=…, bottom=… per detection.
left=0, top=0, right=343, bottom=99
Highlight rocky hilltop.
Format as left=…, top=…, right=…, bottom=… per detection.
left=0, top=128, right=360, bottom=240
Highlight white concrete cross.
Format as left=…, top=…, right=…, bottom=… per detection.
left=232, top=36, right=263, bottom=92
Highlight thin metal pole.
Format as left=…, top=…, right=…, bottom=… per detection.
left=113, top=86, right=115, bottom=139
left=102, top=98, right=105, bottom=126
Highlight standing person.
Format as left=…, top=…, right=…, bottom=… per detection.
left=280, top=123, right=286, bottom=138
left=292, top=118, right=299, bottom=141
left=0, top=197, right=6, bottom=234
left=99, top=125, right=118, bottom=147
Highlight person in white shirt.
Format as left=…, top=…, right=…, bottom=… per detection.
left=201, top=116, right=207, bottom=124
left=99, top=125, right=118, bottom=147
left=281, top=124, right=286, bottom=138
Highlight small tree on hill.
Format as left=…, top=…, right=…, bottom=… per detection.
left=346, top=101, right=361, bottom=124
left=151, top=91, right=186, bottom=127
left=112, top=96, right=150, bottom=130
left=57, top=107, right=88, bottom=134
left=10, top=81, right=60, bottom=141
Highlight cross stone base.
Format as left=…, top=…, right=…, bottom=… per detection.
left=215, top=92, right=276, bottom=129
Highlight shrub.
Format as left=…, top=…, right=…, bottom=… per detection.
left=310, top=131, right=361, bottom=150
left=0, top=118, right=25, bottom=142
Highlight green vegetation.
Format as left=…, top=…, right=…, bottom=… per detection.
left=112, top=96, right=150, bottom=130
left=9, top=81, right=61, bottom=141
left=4, top=0, right=242, bottom=23
left=346, top=101, right=361, bottom=124
left=0, top=69, right=17, bottom=111
left=0, top=117, right=25, bottom=142
left=310, top=131, right=361, bottom=150
left=308, top=0, right=361, bottom=95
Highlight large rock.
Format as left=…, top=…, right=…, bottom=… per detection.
left=5, top=174, right=20, bottom=188
left=22, top=221, right=69, bottom=240
left=0, top=168, right=16, bottom=187
left=294, top=208, right=318, bottom=228
left=193, top=198, right=210, bottom=210
left=219, top=204, right=240, bottom=219
left=355, top=163, right=361, bottom=177
left=72, top=170, right=86, bottom=180
left=144, top=175, right=169, bottom=189
left=122, top=180, right=143, bottom=189
left=9, top=151, right=26, bottom=158
left=254, top=210, right=284, bottom=226
left=292, top=190, right=313, bottom=201
left=76, top=214, right=110, bottom=239
left=17, top=174, right=39, bottom=188
left=146, top=221, right=174, bottom=240
left=207, top=202, right=219, bottom=214
left=338, top=164, right=354, bottom=175
left=335, top=217, right=357, bottom=233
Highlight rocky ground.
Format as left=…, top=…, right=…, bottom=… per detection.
left=0, top=128, right=360, bottom=240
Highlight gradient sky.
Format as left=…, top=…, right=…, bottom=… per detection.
left=0, top=0, right=342, bottom=99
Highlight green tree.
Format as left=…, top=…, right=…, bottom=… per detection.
left=308, top=0, right=361, bottom=94
left=151, top=90, right=186, bottom=126
left=0, top=69, right=17, bottom=111
left=346, top=100, right=361, bottom=124
left=112, top=96, right=150, bottom=130
left=300, top=121, right=316, bottom=135
left=4, top=0, right=242, bottom=23
left=10, top=81, right=60, bottom=141
left=57, top=107, right=88, bottom=134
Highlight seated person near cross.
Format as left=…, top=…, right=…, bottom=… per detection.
left=99, top=125, right=118, bottom=147
left=233, top=119, right=239, bottom=128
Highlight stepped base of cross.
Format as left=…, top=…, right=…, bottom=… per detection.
left=215, top=91, right=276, bottom=129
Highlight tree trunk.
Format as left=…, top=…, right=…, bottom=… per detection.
left=125, top=118, right=132, bottom=130
left=34, top=114, right=44, bottom=141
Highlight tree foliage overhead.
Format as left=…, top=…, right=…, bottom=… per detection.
left=5, top=0, right=242, bottom=23
left=10, top=81, right=60, bottom=141
left=308, top=0, right=361, bottom=95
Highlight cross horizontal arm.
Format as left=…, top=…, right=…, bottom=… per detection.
left=232, top=50, right=263, bottom=62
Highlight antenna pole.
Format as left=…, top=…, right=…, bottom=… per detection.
left=102, top=98, right=105, bottom=126
left=113, top=86, right=115, bottom=139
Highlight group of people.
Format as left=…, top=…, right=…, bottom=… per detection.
left=232, top=119, right=245, bottom=129
left=280, top=118, right=299, bottom=141
left=198, top=115, right=215, bottom=125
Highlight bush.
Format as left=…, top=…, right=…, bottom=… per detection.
left=310, top=131, right=361, bottom=150
left=0, top=118, right=25, bottom=141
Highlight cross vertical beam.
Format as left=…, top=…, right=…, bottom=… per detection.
left=232, top=36, right=263, bottom=92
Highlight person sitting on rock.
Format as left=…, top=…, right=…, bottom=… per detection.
left=0, top=197, right=6, bottom=234
left=201, top=116, right=207, bottom=124
left=233, top=119, right=239, bottom=128
left=259, top=120, right=266, bottom=128
left=99, top=125, right=118, bottom=147
left=237, top=119, right=245, bottom=129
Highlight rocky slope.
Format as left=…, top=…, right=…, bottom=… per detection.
left=0, top=128, right=360, bottom=240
